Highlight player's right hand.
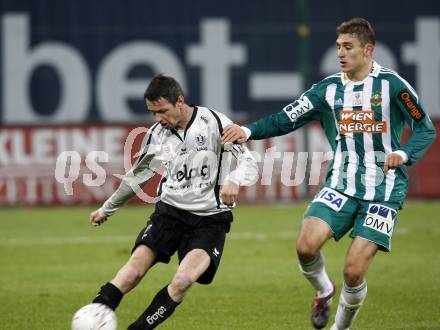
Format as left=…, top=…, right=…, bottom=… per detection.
left=221, top=124, right=247, bottom=144
left=220, top=180, right=239, bottom=206
left=89, top=209, right=108, bottom=227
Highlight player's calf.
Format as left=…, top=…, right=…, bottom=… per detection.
left=128, top=285, right=180, bottom=330
left=332, top=281, right=367, bottom=330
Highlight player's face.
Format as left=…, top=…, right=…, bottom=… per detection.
left=146, top=96, right=185, bottom=130
left=336, top=33, right=372, bottom=77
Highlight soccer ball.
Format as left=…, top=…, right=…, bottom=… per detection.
left=71, top=303, right=117, bottom=330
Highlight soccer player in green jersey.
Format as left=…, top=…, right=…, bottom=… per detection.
left=221, top=18, right=436, bottom=329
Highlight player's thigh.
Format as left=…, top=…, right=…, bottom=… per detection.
left=345, top=236, right=379, bottom=274
left=304, top=187, right=360, bottom=241
left=352, top=201, right=400, bottom=252
left=297, top=217, right=333, bottom=254
left=132, top=202, right=186, bottom=263
left=178, top=212, right=232, bottom=284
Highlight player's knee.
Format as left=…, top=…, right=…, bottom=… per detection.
left=343, top=264, right=364, bottom=286
left=170, top=273, right=195, bottom=294
left=119, top=263, right=144, bottom=288
left=296, top=237, right=319, bottom=261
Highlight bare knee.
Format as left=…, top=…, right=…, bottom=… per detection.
left=124, top=263, right=145, bottom=285
left=170, top=272, right=195, bottom=295
left=296, top=235, right=320, bottom=262
left=343, top=262, right=364, bottom=286
left=111, top=245, right=156, bottom=293
left=343, top=237, right=377, bottom=286
left=113, top=262, right=145, bottom=292
left=296, top=217, right=332, bottom=262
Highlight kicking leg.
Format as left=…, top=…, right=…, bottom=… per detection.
left=128, top=248, right=211, bottom=329
left=93, top=245, right=157, bottom=310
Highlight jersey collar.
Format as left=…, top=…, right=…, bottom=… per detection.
left=341, top=61, right=381, bottom=85
left=370, top=60, right=381, bottom=77
left=184, top=105, right=198, bottom=139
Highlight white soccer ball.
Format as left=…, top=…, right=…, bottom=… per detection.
left=71, top=303, right=117, bottom=330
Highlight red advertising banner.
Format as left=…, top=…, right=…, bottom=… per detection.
left=0, top=122, right=438, bottom=206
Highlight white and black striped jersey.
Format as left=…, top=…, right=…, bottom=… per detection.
left=100, top=106, right=258, bottom=216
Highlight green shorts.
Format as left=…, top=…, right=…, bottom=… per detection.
left=304, top=187, right=401, bottom=251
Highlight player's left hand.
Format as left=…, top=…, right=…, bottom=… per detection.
left=220, top=180, right=239, bottom=206
left=384, top=153, right=404, bottom=175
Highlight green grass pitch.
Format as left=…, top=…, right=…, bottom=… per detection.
left=1, top=201, right=439, bottom=329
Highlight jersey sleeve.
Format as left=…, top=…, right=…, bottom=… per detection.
left=213, top=110, right=259, bottom=186
left=394, top=85, right=436, bottom=165
left=99, top=125, right=163, bottom=217
left=223, top=143, right=258, bottom=186
left=246, top=84, right=325, bottom=140
left=212, top=109, right=233, bottom=130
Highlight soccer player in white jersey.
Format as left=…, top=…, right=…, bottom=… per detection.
left=86, top=74, right=258, bottom=329
left=221, top=18, right=436, bottom=329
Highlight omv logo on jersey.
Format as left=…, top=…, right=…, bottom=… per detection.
left=283, top=96, right=314, bottom=122
left=363, top=203, right=397, bottom=237
left=284, top=101, right=299, bottom=112
left=313, top=187, right=348, bottom=212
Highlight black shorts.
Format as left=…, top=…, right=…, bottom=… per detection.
left=133, top=201, right=233, bottom=284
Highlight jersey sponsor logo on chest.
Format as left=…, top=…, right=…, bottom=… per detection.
left=175, top=164, right=210, bottom=182
left=363, top=203, right=397, bottom=237
left=338, top=110, right=387, bottom=134
left=313, top=187, right=348, bottom=212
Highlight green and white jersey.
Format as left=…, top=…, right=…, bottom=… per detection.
left=247, top=61, right=436, bottom=204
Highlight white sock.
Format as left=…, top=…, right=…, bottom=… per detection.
left=330, top=324, right=342, bottom=330
left=298, top=251, right=333, bottom=297
left=334, top=281, right=367, bottom=329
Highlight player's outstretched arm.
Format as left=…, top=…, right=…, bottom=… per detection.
left=97, top=158, right=157, bottom=220
left=93, top=128, right=163, bottom=223
left=222, top=98, right=320, bottom=143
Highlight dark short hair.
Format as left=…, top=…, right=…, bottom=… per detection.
left=144, top=74, right=184, bottom=105
left=336, top=17, right=375, bottom=46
